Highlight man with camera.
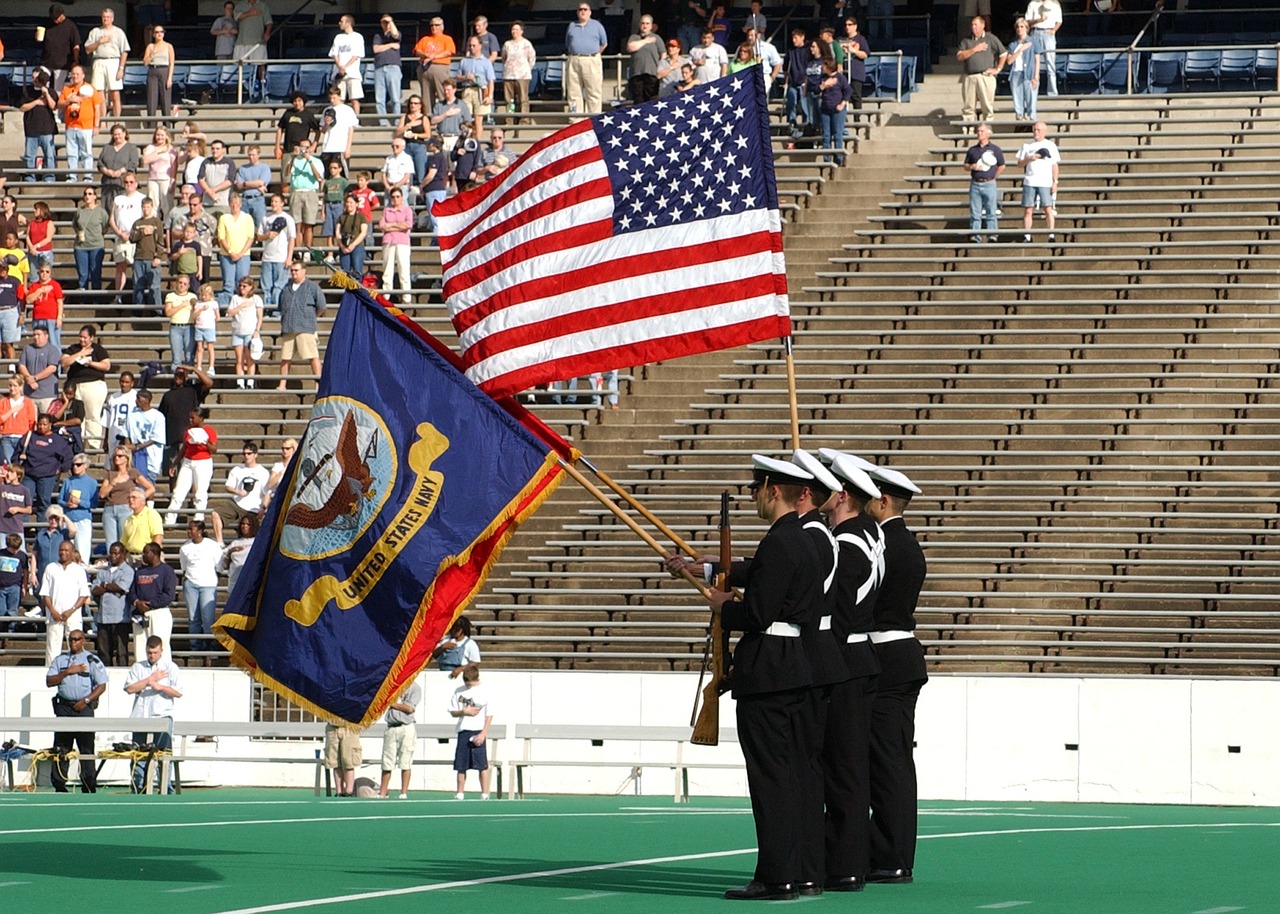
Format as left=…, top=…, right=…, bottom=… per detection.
left=20, top=68, right=59, bottom=183
left=46, top=628, right=108, bottom=792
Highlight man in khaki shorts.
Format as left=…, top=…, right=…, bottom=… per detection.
left=84, top=7, right=130, bottom=120
left=286, top=141, right=324, bottom=251
left=323, top=723, right=362, bottom=797
left=378, top=679, right=421, bottom=799
left=276, top=260, right=326, bottom=389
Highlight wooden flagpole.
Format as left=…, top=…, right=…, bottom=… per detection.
left=783, top=335, right=801, bottom=450
left=578, top=456, right=705, bottom=559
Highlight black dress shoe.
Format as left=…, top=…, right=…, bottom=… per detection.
left=796, top=882, right=822, bottom=896
left=724, top=881, right=799, bottom=901
left=867, top=868, right=913, bottom=884
left=824, top=875, right=866, bottom=892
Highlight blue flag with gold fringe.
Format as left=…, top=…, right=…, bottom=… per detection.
left=214, top=284, right=570, bottom=726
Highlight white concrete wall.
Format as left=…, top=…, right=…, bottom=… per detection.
left=5, top=667, right=1278, bottom=804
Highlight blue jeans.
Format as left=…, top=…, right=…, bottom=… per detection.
left=421, top=190, right=448, bottom=235
left=0, top=584, right=20, bottom=619
left=819, top=107, right=847, bottom=165
left=785, top=85, right=812, bottom=124
left=242, top=195, right=266, bottom=229
left=868, top=0, right=894, bottom=43
left=405, top=141, right=428, bottom=184
left=0, top=436, right=20, bottom=464
left=169, top=323, right=194, bottom=371
left=66, top=128, right=94, bottom=181
left=75, top=248, right=105, bottom=290
left=1010, top=69, right=1037, bottom=120
left=375, top=64, right=403, bottom=125
left=339, top=245, right=365, bottom=277
left=969, top=180, right=999, bottom=237
left=102, top=502, right=132, bottom=549
left=132, top=728, right=173, bottom=793
left=261, top=260, right=286, bottom=306
left=133, top=258, right=163, bottom=307
left=219, top=254, right=251, bottom=306
left=24, top=134, right=57, bottom=182
left=183, top=580, right=217, bottom=646
left=1032, top=30, right=1057, bottom=95
left=24, top=474, right=58, bottom=514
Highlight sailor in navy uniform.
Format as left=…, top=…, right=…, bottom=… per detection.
left=45, top=629, right=109, bottom=792
left=816, top=449, right=887, bottom=891
left=860, top=460, right=927, bottom=884
left=667, top=454, right=826, bottom=901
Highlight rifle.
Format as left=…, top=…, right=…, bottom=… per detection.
left=690, top=491, right=733, bottom=746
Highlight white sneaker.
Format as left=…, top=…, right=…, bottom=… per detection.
left=480, top=793, right=490, bottom=800
left=398, top=792, right=408, bottom=799
left=454, top=792, right=464, bottom=800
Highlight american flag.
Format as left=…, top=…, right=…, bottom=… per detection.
left=434, top=67, right=791, bottom=400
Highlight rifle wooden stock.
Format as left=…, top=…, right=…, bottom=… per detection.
left=690, top=491, right=733, bottom=746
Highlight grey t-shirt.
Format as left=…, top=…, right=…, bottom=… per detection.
left=20, top=341, right=60, bottom=401
left=959, top=32, right=1007, bottom=74
left=629, top=33, right=663, bottom=77
left=384, top=681, right=421, bottom=727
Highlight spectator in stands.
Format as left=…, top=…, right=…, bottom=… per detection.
left=165, top=406, right=217, bottom=526
left=658, top=39, right=690, bottom=97
left=276, top=92, right=319, bottom=191
left=501, top=23, right=536, bottom=124
left=234, top=146, right=271, bottom=229
left=378, top=188, right=413, bottom=304
left=378, top=677, right=420, bottom=798
left=590, top=369, right=620, bottom=409
left=126, top=391, right=165, bottom=483
left=817, top=58, right=851, bottom=166
left=60, top=325, right=111, bottom=452
left=691, top=29, right=729, bottom=86
left=25, top=265, right=64, bottom=359
left=1006, top=19, right=1039, bottom=123
left=218, top=512, right=258, bottom=593
left=324, top=722, right=362, bottom=797
left=0, top=236, right=26, bottom=288
left=448, top=662, right=494, bottom=799
left=166, top=184, right=194, bottom=248
left=142, top=24, right=175, bottom=124
left=678, top=63, right=698, bottom=90
left=418, top=136, right=448, bottom=239
left=0, top=260, right=23, bottom=364
left=276, top=261, right=325, bottom=389
left=1017, top=120, right=1061, bottom=244
left=261, top=437, right=296, bottom=511
left=0, top=534, right=28, bottom=631
left=414, top=16, right=456, bottom=114
left=677, top=0, right=707, bottom=59
left=0, top=464, right=31, bottom=548
left=627, top=15, right=663, bottom=104
left=472, top=16, right=500, bottom=61
left=256, top=197, right=294, bottom=317
left=59, top=453, right=96, bottom=560
left=319, top=86, right=358, bottom=178
left=217, top=192, right=256, bottom=307
left=57, top=66, right=100, bottom=183
left=26, top=204, right=57, bottom=276
left=169, top=224, right=201, bottom=287
left=85, top=7, right=129, bottom=121
left=49, top=380, right=85, bottom=454
left=184, top=195, right=219, bottom=283
left=109, top=173, right=146, bottom=303
left=21, top=67, right=59, bottom=184
left=121, top=485, right=163, bottom=560
left=179, top=520, right=221, bottom=651
left=566, top=4, right=608, bottom=115
left=179, top=138, right=207, bottom=195
left=19, top=326, right=59, bottom=413
left=0, top=197, right=27, bottom=246
left=233, top=0, right=273, bottom=80
left=198, top=140, right=237, bottom=215
left=839, top=19, right=871, bottom=111
left=49, top=647, right=115, bottom=799
left=163, top=275, right=196, bottom=371
left=287, top=140, right=324, bottom=251
left=372, top=14, right=403, bottom=128
left=429, top=80, right=471, bottom=153
left=957, top=15, right=1006, bottom=124
left=432, top=615, right=481, bottom=676
left=19, top=414, right=71, bottom=513
left=211, top=1, right=238, bottom=60
left=329, top=15, right=366, bottom=115
left=92, top=541, right=134, bottom=665
left=124, top=633, right=182, bottom=792
left=101, top=371, right=136, bottom=460
left=141, top=126, right=177, bottom=217
left=0, top=376, right=37, bottom=464
left=215, top=441, right=269, bottom=537
left=41, top=4, right=82, bottom=94
left=34, top=502, right=71, bottom=581
left=451, top=127, right=485, bottom=193
left=457, top=37, right=496, bottom=138
left=744, top=0, right=766, bottom=39
left=321, top=159, right=349, bottom=251
left=1027, top=0, right=1062, bottom=95
left=100, top=125, right=140, bottom=213
left=71, top=189, right=109, bottom=293
left=351, top=172, right=379, bottom=223
left=335, top=194, right=369, bottom=278
left=729, top=41, right=759, bottom=75
left=193, top=282, right=220, bottom=375
left=746, top=27, right=783, bottom=96
left=41, top=536, right=89, bottom=665
left=395, top=96, right=431, bottom=184
left=129, top=196, right=166, bottom=309
left=965, top=122, right=1005, bottom=243
left=477, top=130, right=516, bottom=183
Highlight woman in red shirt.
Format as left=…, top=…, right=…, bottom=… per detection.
left=25, top=202, right=56, bottom=271
left=164, top=407, right=218, bottom=526
left=23, top=261, right=64, bottom=352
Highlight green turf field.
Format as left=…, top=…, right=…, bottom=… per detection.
left=2, top=791, right=1277, bottom=912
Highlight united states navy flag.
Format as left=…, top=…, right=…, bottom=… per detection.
left=214, top=284, right=570, bottom=726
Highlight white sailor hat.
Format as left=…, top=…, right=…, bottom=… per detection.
left=868, top=465, right=922, bottom=501
left=750, top=453, right=814, bottom=488
left=791, top=448, right=841, bottom=495
left=817, top=447, right=878, bottom=475
left=827, top=453, right=881, bottom=501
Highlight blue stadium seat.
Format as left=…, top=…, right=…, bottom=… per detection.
left=1146, top=51, right=1183, bottom=93
left=1218, top=48, right=1256, bottom=88
left=1062, top=52, right=1102, bottom=94
left=263, top=63, right=300, bottom=102
left=1182, top=49, right=1221, bottom=89
left=297, top=63, right=332, bottom=101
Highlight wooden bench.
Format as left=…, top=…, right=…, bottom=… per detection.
left=0, top=715, right=173, bottom=792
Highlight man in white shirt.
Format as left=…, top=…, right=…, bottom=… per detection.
left=380, top=138, right=417, bottom=206
left=1025, top=0, right=1062, bottom=96
left=319, top=86, right=358, bottom=177
left=257, top=194, right=296, bottom=310
left=84, top=7, right=130, bottom=120
left=40, top=539, right=91, bottom=667
left=124, top=634, right=182, bottom=793
left=1016, top=120, right=1061, bottom=243
left=216, top=440, right=271, bottom=536
left=329, top=15, right=366, bottom=113
left=127, top=389, right=166, bottom=480
left=691, top=29, right=729, bottom=85
left=101, top=370, right=138, bottom=456
left=747, top=26, right=783, bottom=95
left=109, top=173, right=147, bottom=300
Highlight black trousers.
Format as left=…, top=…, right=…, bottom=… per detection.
left=823, top=674, right=876, bottom=878
left=628, top=73, right=659, bottom=104
left=97, top=621, right=131, bottom=667
left=51, top=699, right=97, bottom=793
left=868, top=679, right=923, bottom=870
left=736, top=686, right=820, bottom=884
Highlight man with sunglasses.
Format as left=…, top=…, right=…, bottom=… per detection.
left=46, top=628, right=108, bottom=792
left=565, top=4, right=608, bottom=114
